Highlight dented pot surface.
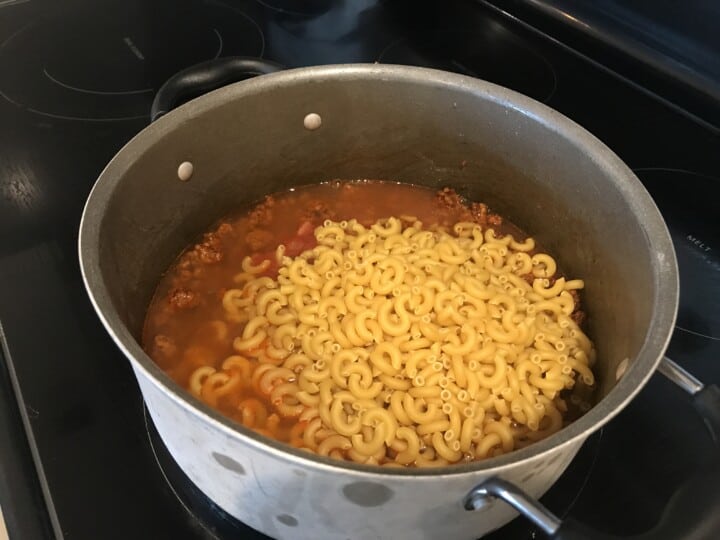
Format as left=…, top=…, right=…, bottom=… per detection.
left=78, top=64, right=677, bottom=539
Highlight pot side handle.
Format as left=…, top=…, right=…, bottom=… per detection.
left=657, top=356, right=720, bottom=445
left=150, top=57, right=285, bottom=122
left=465, top=461, right=720, bottom=540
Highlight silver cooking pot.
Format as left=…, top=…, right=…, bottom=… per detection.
left=78, top=61, right=716, bottom=539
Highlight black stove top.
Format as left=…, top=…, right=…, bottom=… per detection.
left=1, top=1, right=718, bottom=539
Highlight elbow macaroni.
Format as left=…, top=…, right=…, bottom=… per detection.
left=188, top=216, right=596, bottom=467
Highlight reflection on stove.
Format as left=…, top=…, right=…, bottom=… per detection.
left=254, top=0, right=333, bottom=17
left=377, top=24, right=557, bottom=103
left=635, top=168, right=720, bottom=341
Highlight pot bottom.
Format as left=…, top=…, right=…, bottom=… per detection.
left=144, top=402, right=602, bottom=539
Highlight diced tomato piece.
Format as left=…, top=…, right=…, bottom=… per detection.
left=251, top=252, right=279, bottom=278
left=296, top=220, right=315, bottom=236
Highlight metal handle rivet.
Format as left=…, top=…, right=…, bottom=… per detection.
left=304, top=113, right=322, bottom=130
left=177, top=161, right=194, bottom=181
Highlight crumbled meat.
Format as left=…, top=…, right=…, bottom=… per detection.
left=300, top=200, right=335, bottom=223
left=248, top=195, right=275, bottom=228
left=520, top=273, right=535, bottom=285
left=435, top=188, right=504, bottom=228
left=216, top=222, right=234, bottom=237
left=246, top=229, right=274, bottom=251
left=469, top=201, right=503, bottom=228
left=568, top=290, right=586, bottom=326
left=435, top=187, right=468, bottom=214
left=568, top=289, right=580, bottom=305
left=197, top=242, right=222, bottom=264
left=487, top=213, right=503, bottom=227
left=470, top=201, right=488, bottom=225
left=152, top=334, right=177, bottom=358
left=169, top=288, right=200, bottom=310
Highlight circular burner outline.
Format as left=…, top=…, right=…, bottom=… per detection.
left=42, top=66, right=154, bottom=96
left=0, top=2, right=265, bottom=122
left=633, top=166, right=720, bottom=342
left=376, top=33, right=558, bottom=103
left=40, top=28, right=225, bottom=97
left=144, top=403, right=224, bottom=540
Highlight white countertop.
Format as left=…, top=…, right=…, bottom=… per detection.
left=0, top=506, right=8, bottom=540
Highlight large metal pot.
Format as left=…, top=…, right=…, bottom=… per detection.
left=78, top=63, right=678, bottom=539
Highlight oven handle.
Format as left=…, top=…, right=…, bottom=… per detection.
left=150, top=57, right=285, bottom=122
left=465, top=357, right=720, bottom=539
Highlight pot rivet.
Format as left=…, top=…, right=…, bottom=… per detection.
left=303, top=113, right=322, bottom=131
left=177, top=161, right=194, bottom=181
left=616, top=357, right=630, bottom=380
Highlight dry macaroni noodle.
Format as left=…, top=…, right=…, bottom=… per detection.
left=188, top=216, right=595, bottom=466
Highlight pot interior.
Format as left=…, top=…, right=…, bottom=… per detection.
left=87, top=66, right=673, bottom=426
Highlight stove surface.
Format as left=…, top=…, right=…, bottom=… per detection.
left=1, top=1, right=718, bottom=539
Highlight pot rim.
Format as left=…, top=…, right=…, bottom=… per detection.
left=78, top=63, right=679, bottom=479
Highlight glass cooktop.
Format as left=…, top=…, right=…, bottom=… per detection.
left=0, top=0, right=718, bottom=539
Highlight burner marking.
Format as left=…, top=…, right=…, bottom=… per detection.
left=42, top=67, right=152, bottom=96
left=123, top=37, right=145, bottom=60
left=686, top=234, right=712, bottom=253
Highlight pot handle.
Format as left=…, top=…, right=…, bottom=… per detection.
left=464, top=461, right=720, bottom=539
left=465, top=357, right=720, bottom=539
left=150, top=57, right=285, bottom=122
left=657, top=356, right=720, bottom=445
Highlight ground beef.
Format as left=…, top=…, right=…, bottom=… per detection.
left=216, top=222, right=234, bottom=237
left=248, top=195, right=275, bottom=228
left=435, top=187, right=469, bottom=215
left=568, top=290, right=586, bottom=327
left=469, top=201, right=503, bottom=228
left=300, top=200, right=336, bottom=223
left=571, top=309, right=586, bottom=327
left=568, top=289, right=580, bottom=305
left=196, top=242, right=222, bottom=264
left=168, top=288, right=200, bottom=310
left=435, top=188, right=503, bottom=228
left=246, top=229, right=274, bottom=251
left=152, top=334, right=177, bottom=358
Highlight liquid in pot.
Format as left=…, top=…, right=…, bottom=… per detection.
left=143, top=181, right=595, bottom=467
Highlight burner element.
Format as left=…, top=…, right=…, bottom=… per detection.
left=377, top=24, right=557, bottom=103
left=0, top=0, right=264, bottom=121
left=635, top=168, right=720, bottom=341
